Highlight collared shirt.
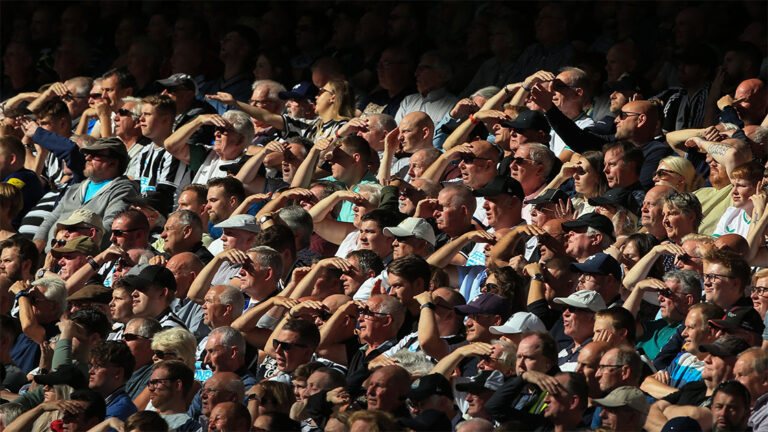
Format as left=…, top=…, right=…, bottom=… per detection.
left=105, top=386, right=138, bottom=421
left=558, top=337, right=592, bottom=372
left=395, top=88, right=459, bottom=126
left=522, top=183, right=548, bottom=224
left=157, top=308, right=187, bottom=329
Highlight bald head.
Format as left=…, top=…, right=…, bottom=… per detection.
left=399, top=111, right=434, bottom=152
left=201, top=372, right=245, bottom=417
left=209, top=401, right=251, bottom=432
left=166, top=252, right=204, bottom=298
left=714, top=234, right=750, bottom=258
left=470, top=140, right=501, bottom=162
left=167, top=252, right=204, bottom=272
left=734, top=79, right=768, bottom=124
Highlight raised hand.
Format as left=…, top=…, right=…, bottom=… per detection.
left=529, top=82, right=555, bottom=110
left=450, top=98, right=480, bottom=118
left=205, top=92, right=237, bottom=107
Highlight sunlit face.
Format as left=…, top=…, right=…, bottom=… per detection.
left=365, top=368, right=401, bottom=411
left=220, top=228, right=256, bottom=251
left=573, top=157, right=598, bottom=195
left=205, top=186, right=235, bottom=224
left=398, top=117, right=424, bottom=153
left=565, top=227, right=594, bottom=259
left=387, top=273, right=421, bottom=305
left=730, top=177, right=757, bottom=209
left=641, top=188, right=666, bottom=230
left=531, top=204, right=557, bottom=227
left=273, top=329, right=312, bottom=373
left=595, top=350, right=625, bottom=393
left=109, top=287, right=133, bottom=323
left=603, top=147, right=633, bottom=188
left=114, top=101, right=139, bottom=137
left=435, top=190, right=464, bottom=232
left=703, top=262, right=741, bottom=309
left=662, top=203, right=696, bottom=243
left=0, top=246, right=25, bottom=281
left=358, top=220, right=393, bottom=258
left=653, top=162, right=684, bottom=190
left=510, top=146, right=541, bottom=188
left=516, top=336, right=550, bottom=375
left=751, top=277, right=768, bottom=318
left=733, top=352, right=768, bottom=404
left=675, top=240, right=703, bottom=273
left=392, top=236, right=425, bottom=260
left=543, top=374, right=575, bottom=420
left=575, top=345, right=602, bottom=398
left=160, top=215, right=186, bottom=256
left=57, top=252, right=88, bottom=280
left=407, top=151, right=430, bottom=179
left=681, top=309, right=709, bottom=354
left=139, top=103, right=168, bottom=139
left=658, top=278, right=687, bottom=321
left=483, top=195, right=514, bottom=228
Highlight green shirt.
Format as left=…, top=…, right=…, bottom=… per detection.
left=321, top=172, right=378, bottom=223
left=636, top=319, right=681, bottom=361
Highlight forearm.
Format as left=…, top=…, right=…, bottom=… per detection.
left=4, top=405, right=45, bottom=432
left=319, top=312, right=350, bottom=348
left=526, top=280, right=546, bottom=306
left=746, top=208, right=768, bottom=263
left=442, top=118, right=476, bottom=151
left=376, top=149, right=394, bottom=185
left=231, top=298, right=276, bottom=332
left=75, top=113, right=92, bottom=135
left=51, top=338, right=74, bottom=368
left=164, top=118, right=202, bottom=164
left=427, top=234, right=471, bottom=268
left=622, top=287, right=644, bottom=318
left=235, top=101, right=284, bottom=130
left=666, top=128, right=702, bottom=150
left=641, top=376, right=677, bottom=399
left=289, top=267, right=322, bottom=300
left=429, top=350, right=464, bottom=377
left=417, top=308, right=448, bottom=360
left=482, top=84, right=520, bottom=111
left=187, top=258, right=223, bottom=303
left=19, top=299, right=44, bottom=344
left=235, top=149, right=268, bottom=185
left=98, top=113, right=112, bottom=137
left=489, top=230, right=524, bottom=269
left=622, top=250, right=661, bottom=289
left=65, top=264, right=98, bottom=295
left=309, top=194, right=344, bottom=223
left=644, top=404, right=671, bottom=432
left=291, top=149, right=321, bottom=189
left=313, top=219, right=353, bottom=245
left=544, top=106, right=606, bottom=153
left=421, top=154, right=453, bottom=183
left=255, top=194, right=290, bottom=219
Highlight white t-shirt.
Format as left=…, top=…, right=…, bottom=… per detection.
left=713, top=206, right=751, bottom=239
left=335, top=230, right=360, bottom=258
left=550, top=113, right=595, bottom=158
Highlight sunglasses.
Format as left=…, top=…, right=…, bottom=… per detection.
left=564, top=306, right=592, bottom=314
left=63, top=225, right=91, bottom=233
left=511, top=157, right=536, bottom=166
left=215, top=126, right=234, bottom=134
left=50, top=239, right=66, bottom=248
left=111, top=228, right=140, bottom=237
left=122, top=333, right=150, bottom=342
left=460, top=155, right=491, bottom=164
left=658, top=288, right=676, bottom=298
left=360, top=307, right=390, bottom=318
left=116, top=108, right=136, bottom=118
left=89, top=93, right=102, bottom=99
left=618, top=111, right=642, bottom=120
left=481, top=282, right=499, bottom=293
left=272, top=339, right=309, bottom=351
left=152, top=350, right=176, bottom=359
left=654, top=168, right=678, bottom=178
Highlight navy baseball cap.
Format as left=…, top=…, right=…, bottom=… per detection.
left=500, top=110, right=551, bottom=134
left=278, top=81, right=319, bottom=100
left=570, top=253, right=622, bottom=281
left=561, top=212, right=615, bottom=239
left=472, top=176, right=525, bottom=201
left=455, top=293, right=511, bottom=321
left=401, top=373, right=452, bottom=401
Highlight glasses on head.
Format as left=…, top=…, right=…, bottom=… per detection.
left=272, top=339, right=309, bottom=351
left=111, top=228, right=140, bottom=237
left=152, top=350, right=176, bottom=360
left=752, top=286, right=768, bottom=297
left=122, top=333, right=150, bottom=342
left=50, top=239, right=66, bottom=248
left=359, top=306, right=390, bottom=319
left=703, top=273, right=735, bottom=283
left=148, top=378, right=174, bottom=388
left=618, top=111, right=642, bottom=120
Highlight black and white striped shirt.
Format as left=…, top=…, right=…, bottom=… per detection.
left=135, top=144, right=190, bottom=199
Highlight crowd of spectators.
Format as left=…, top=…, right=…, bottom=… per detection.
left=1, top=1, right=768, bottom=431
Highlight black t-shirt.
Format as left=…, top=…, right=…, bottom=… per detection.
left=663, top=380, right=709, bottom=407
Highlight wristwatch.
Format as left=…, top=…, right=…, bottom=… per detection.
left=420, top=302, right=436, bottom=310
left=15, top=290, right=30, bottom=301
left=530, top=273, right=545, bottom=282
left=259, top=215, right=273, bottom=224
left=36, top=268, right=51, bottom=279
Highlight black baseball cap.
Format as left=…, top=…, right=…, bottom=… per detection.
left=524, top=188, right=568, bottom=205
left=588, top=188, right=640, bottom=215
left=709, top=306, right=765, bottom=335
left=124, top=191, right=173, bottom=218
left=121, top=264, right=177, bottom=292
left=500, top=110, right=551, bottom=134
left=472, top=176, right=525, bottom=201
left=561, top=212, right=615, bottom=239
left=699, top=335, right=751, bottom=358
left=34, top=364, right=88, bottom=389
left=401, top=373, right=452, bottom=401
left=278, top=82, right=319, bottom=100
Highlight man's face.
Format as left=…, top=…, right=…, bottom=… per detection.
left=599, top=407, right=636, bottom=432
left=122, top=320, right=152, bottom=365
left=530, top=204, right=556, bottom=227
left=139, top=104, right=166, bottom=139
left=703, top=262, right=741, bottom=309
left=109, top=288, right=133, bottom=323
left=60, top=400, right=93, bottom=432
left=562, top=306, right=595, bottom=340
left=398, top=117, right=424, bottom=153
left=435, top=190, right=463, bottom=232
left=89, top=362, right=120, bottom=394
left=204, top=334, right=233, bottom=372
left=205, top=186, right=235, bottom=224
left=0, top=246, right=25, bottom=281
left=110, top=216, right=143, bottom=249
left=250, top=86, right=283, bottom=115
left=203, top=287, right=228, bottom=328
left=708, top=155, right=730, bottom=188
left=177, top=190, right=205, bottom=213
left=550, top=71, right=582, bottom=112
left=510, top=146, right=540, bottom=186
left=575, top=345, right=602, bottom=397
left=201, top=376, right=234, bottom=417
left=681, top=310, right=710, bottom=354
left=237, top=252, right=264, bottom=290
left=132, top=286, right=163, bottom=317
left=516, top=336, right=550, bottom=375
left=465, top=391, right=493, bottom=418
left=357, top=298, right=390, bottom=342
left=83, top=150, right=115, bottom=180
left=658, top=278, right=686, bottom=321
left=114, top=101, right=139, bottom=137
left=365, top=368, right=400, bottom=411
left=392, top=236, right=424, bottom=260
left=148, top=367, right=176, bottom=411
left=273, top=329, right=311, bottom=373
left=407, top=151, right=429, bottom=179
left=101, top=74, right=125, bottom=111
left=711, top=391, right=749, bottom=432
left=733, top=353, right=768, bottom=402
left=603, top=147, right=633, bottom=188
left=303, top=371, right=331, bottom=400
left=220, top=228, right=255, bottom=252
left=702, top=353, right=731, bottom=383
left=160, top=215, right=186, bottom=256
left=731, top=178, right=757, bottom=209
left=675, top=240, right=703, bottom=273
left=57, top=252, right=88, bottom=280
left=564, top=227, right=594, bottom=259
left=387, top=273, right=421, bottom=304
left=543, top=374, right=574, bottom=420
left=641, top=187, right=666, bottom=231
left=340, top=257, right=367, bottom=296
left=377, top=49, right=410, bottom=91
left=609, top=90, right=631, bottom=115
left=595, top=350, right=624, bottom=393
left=213, top=126, right=244, bottom=159
left=614, top=102, right=644, bottom=141
left=415, top=56, right=444, bottom=95
left=483, top=195, right=513, bottom=228
left=358, top=220, right=393, bottom=258
left=281, top=143, right=305, bottom=183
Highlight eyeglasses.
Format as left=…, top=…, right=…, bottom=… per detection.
left=597, top=364, right=625, bottom=371
left=201, top=387, right=224, bottom=395
left=703, top=273, right=736, bottom=283
left=116, top=108, right=136, bottom=118
left=272, top=339, right=309, bottom=351
left=89, top=93, right=102, bottom=99
left=752, top=286, right=768, bottom=297
left=249, top=99, right=274, bottom=107
left=480, top=355, right=501, bottom=363
left=459, top=155, right=492, bottom=164
left=317, top=88, right=335, bottom=96
left=148, top=378, right=174, bottom=388
left=50, top=239, right=66, bottom=248
left=152, top=350, right=176, bottom=359
left=122, top=333, right=150, bottom=342
left=654, top=168, right=679, bottom=178
left=618, top=111, right=642, bottom=120
left=111, top=228, right=140, bottom=237
left=359, top=307, right=390, bottom=319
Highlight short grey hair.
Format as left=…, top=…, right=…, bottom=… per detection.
left=491, top=339, right=517, bottom=370
left=248, top=246, right=283, bottom=279
left=663, top=269, right=703, bottom=299
left=127, top=317, right=162, bottom=339
left=357, top=183, right=384, bottom=207
left=368, top=114, right=396, bottom=133
left=210, top=326, right=246, bottom=355
left=587, top=226, right=614, bottom=249
left=251, top=79, right=287, bottom=97
left=278, top=206, right=313, bottom=250
left=0, top=403, right=24, bottom=427
left=371, top=294, right=405, bottom=330
left=559, top=66, right=590, bottom=90
left=663, top=192, right=703, bottom=231
left=217, top=285, right=245, bottom=319
left=523, top=143, right=556, bottom=179
left=222, top=110, right=255, bottom=145
left=456, top=418, right=494, bottom=432
left=121, top=96, right=142, bottom=118
left=171, top=209, right=203, bottom=233
left=222, top=376, right=245, bottom=404
left=65, top=76, right=92, bottom=97
left=389, top=349, right=435, bottom=376
left=32, top=276, right=67, bottom=316
left=471, top=86, right=501, bottom=100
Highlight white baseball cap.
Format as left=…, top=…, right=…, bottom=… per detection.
left=489, top=312, right=546, bottom=335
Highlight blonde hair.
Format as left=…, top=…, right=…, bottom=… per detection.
left=0, top=183, right=23, bottom=218
left=659, top=156, right=703, bottom=192
left=151, top=327, right=197, bottom=369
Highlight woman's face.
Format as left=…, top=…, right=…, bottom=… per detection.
left=314, top=85, right=335, bottom=116
left=43, top=384, right=56, bottom=402
left=653, top=162, right=685, bottom=190
left=751, top=277, right=768, bottom=319
left=151, top=345, right=178, bottom=364
left=253, top=55, right=274, bottom=80
left=663, top=203, right=696, bottom=242
left=574, top=157, right=598, bottom=195
left=621, top=240, right=641, bottom=269
left=482, top=274, right=499, bottom=295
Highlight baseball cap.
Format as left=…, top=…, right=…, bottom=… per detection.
left=383, top=217, right=436, bottom=246
left=661, top=417, right=703, bottom=432
left=57, top=209, right=104, bottom=234
left=398, top=409, right=452, bottom=432
left=34, top=364, right=88, bottom=389
left=587, top=188, right=640, bottom=215
left=606, top=74, right=642, bottom=93
left=214, top=214, right=260, bottom=233
left=67, top=284, right=112, bottom=304
left=500, top=110, right=551, bottom=134
left=472, top=176, right=525, bottom=201
left=278, top=81, right=319, bottom=100
left=490, top=311, right=546, bottom=335
left=80, top=137, right=129, bottom=173
left=553, top=290, right=606, bottom=312
left=52, top=236, right=100, bottom=257
left=124, top=191, right=173, bottom=218
left=699, top=335, right=751, bottom=358
left=524, top=188, right=569, bottom=205
left=455, top=370, right=505, bottom=394
left=121, top=264, right=177, bottom=292
left=156, top=73, right=198, bottom=95
left=455, top=293, right=511, bottom=320
left=561, top=212, right=615, bottom=239
left=570, top=253, right=622, bottom=281
left=401, top=373, right=452, bottom=401
left=592, top=386, right=650, bottom=415
left=709, top=306, right=765, bottom=335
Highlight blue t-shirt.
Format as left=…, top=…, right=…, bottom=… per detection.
left=106, top=391, right=138, bottom=421
left=83, top=178, right=113, bottom=203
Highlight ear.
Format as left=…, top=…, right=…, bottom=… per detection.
left=263, top=267, right=275, bottom=282
left=591, top=233, right=603, bottom=247
left=492, top=314, right=503, bottom=326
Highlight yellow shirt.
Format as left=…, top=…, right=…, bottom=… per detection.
left=693, top=185, right=733, bottom=236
